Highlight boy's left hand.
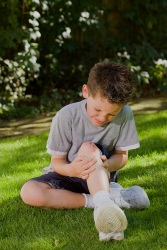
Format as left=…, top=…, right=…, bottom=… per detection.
left=100, top=155, right=110, bottom=179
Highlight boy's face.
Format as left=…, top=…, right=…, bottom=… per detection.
left=82, top=85, right=123, bottom=126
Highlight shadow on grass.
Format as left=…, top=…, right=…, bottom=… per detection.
left=0, top=132, right=49, bottom=177
left=130, top=136, right=167, bottom=157
left=0, top=196, right=97, bottom=249
left=134, top=110, right=167, bottom=128
left=129, top=113, right=167, bottom=157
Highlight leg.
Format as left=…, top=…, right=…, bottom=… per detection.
left=77, top=142, right=127, bottom=234
left=78, top=141, right=110, bottom=195
left=20, top=181, right=86, bottom=209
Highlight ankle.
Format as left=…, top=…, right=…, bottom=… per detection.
left=82, top=193, right=94, bottom=208
left=93, top=191, right=111, bottom=207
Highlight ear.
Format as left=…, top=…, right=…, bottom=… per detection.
left=82, top=84, right=89, bottom=98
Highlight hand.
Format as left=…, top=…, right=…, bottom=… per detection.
left=101, top=155, right=107, bottom=161
left=100, top=155, right=108, bottom=169
left=69, top=156, right=97, bottom=180
left=103, top=159, right=110, bottom=169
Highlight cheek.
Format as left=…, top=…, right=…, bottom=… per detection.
left=87, top=107, right=94, bottom=117
left=89, top=108, right=96, bottom=116
left=93, top=111, right=99, bottom=117
left=108, top=116, right=115, bottom=122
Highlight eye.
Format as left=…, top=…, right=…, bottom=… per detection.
left=95, top=108, right=101, bottom=112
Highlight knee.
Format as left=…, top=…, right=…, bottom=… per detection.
left=80, top=141, right=93, bottom=149
left=20, top=181, right=46, bottom=207
left=79, top=141, right=101, bottom=156
left=82, top=141, right=97, bottom=148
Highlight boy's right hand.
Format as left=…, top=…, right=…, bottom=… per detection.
left=69, top=156, right=97, bottom=180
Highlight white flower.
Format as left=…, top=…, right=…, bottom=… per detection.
left=32, top=0, right=40, bottom=4
left=30, top=11, right=41, bottom=19
left=29, top=19, right=39, bottom=27
left=154, top=59, right=167, bottom=67
left=117, top=51, right=130, bottom=59
left=62, top=27, right=71, bottom=39
left=81, top=11, right=90, bottom=18
left=66, top=1, right=72, bottom=6
left=140, top=71, right=150, bottom=78
left=130, top=65, right=141, bottom=72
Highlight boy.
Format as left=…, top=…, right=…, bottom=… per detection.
left=20, top=61, right=150, bottom=241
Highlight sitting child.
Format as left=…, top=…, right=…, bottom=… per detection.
left=20, top=61, right=150, bottom=241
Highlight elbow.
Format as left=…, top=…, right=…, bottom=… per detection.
left=122, top=154, right=128, bottom=168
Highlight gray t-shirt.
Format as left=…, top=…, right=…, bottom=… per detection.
left=46, top=99, right=140, bottom=162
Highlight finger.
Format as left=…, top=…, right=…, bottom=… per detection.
left=81, top=174, right=89, bottom=180
left=75, top=155, right=88, bottom=162
left=103, top=164, right=108, bottom=169
left=81, top=164, right=97, bottom=179
left=101, top=155, right=107, bottom=161
left=81, top=166, right=95, bottom=178
left=77, top=156, right=93, bottom=164
left=79, top=156, right=96, bottom=165
left=81, top=158, right=97, bottom=170
left=78, top=155, right=90, bottom=160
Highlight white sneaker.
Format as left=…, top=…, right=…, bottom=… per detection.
left=99, top=231, right=124, bottom=241
left=110, top=182, right=123, bottom=189
left=110, top=182, right=150, bottom=209
left=94, top=201, right=128, bottom=234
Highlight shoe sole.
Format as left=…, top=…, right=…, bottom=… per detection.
left=99, top=231, right=124, bottom=241
left=94, top=201, right=128, bottom=233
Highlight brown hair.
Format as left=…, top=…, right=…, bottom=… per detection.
left=87, top=61, right=135, bottom=104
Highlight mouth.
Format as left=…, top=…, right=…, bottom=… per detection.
left=94, top=118, right=104, bottom=125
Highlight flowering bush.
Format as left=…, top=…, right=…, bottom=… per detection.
left=0, top=0, right=167, bottom=119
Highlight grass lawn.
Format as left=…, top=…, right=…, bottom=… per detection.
left=0, top=110, right=167, bottom=250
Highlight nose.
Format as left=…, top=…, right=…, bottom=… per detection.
left=98, top=114, right=107, bottom=122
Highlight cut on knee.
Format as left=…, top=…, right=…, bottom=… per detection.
left=78, top=141, right=101, bottom=158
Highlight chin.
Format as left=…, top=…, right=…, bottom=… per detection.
left=94, top=122, right=105, bottom=126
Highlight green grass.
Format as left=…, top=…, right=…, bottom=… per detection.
left=0, top=110, right=167, bottom=250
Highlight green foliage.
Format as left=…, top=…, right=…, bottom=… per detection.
left=0, top=0, right=41, bottom=115
left=0, top=0, right=167, bottom=119
left=0, top=0, right=23, bottom=57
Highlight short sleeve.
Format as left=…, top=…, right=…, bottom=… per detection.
left=46, top=112, right=72, bottom=155
left=115, top=106, right=140, bottom=151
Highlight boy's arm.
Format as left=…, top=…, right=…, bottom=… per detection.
left=103, top=149, right=128, bottom=172
left=51, top=154, right=97, bottom=179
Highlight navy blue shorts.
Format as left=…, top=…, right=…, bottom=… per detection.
left=32, top=172, right=90, bottom=193
left=32, top=171, right=118, bottom=194
left=31, top=144, right=118, bottom=194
